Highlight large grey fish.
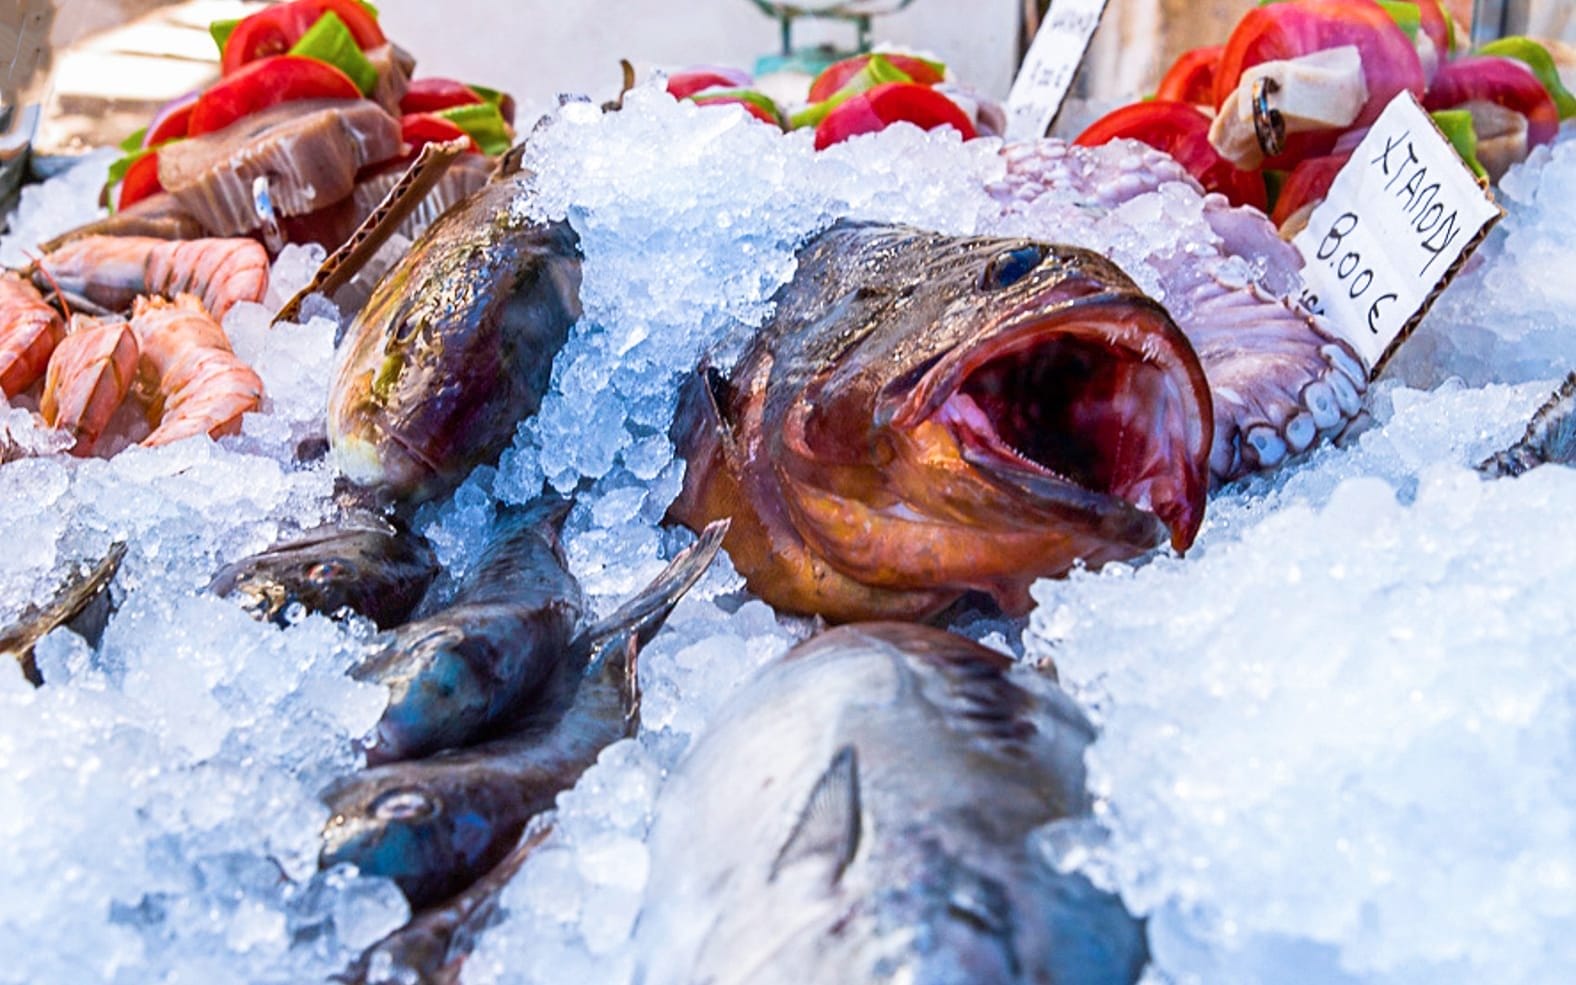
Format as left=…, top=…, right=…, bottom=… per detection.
left=351, top=499, right=583, bottom=766
left=321, top=521, right=727, bottom=913
left=634, top=622, right=1147, bottom=985
left=1, top=542, right=125, bottom=685
left=1478, top=373, right=1576, bottom=478
left=670, top=220, right=1212, bottom=623
left=327, top=167, right=582, bottom=505
left=208, top=514, right=438, bottom=629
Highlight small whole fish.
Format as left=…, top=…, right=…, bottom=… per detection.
left=634, top=622, right=1146, bottom=985
left=328, top=169, right=583, bottom=504
left=670, top=220, right=1212, bottom=622
left=350, top=500, right=584, bottom=765
left=1478, top=373, right=1576, bottom=479
left=1, top=542, right=126, bottom=685
left=321, top=521, right=726, bottom=913
left=208, top=514, right=438, bottom=629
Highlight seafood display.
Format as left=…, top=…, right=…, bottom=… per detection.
left=328, top=168, right=582, bottom=504
left=670, top=220, right=1210, bottom=622
left=635, top=622, right=1146, bottom=985
left=325, top=519, right=726, bottom=974
left=2, top=2, right=1574, bottom=983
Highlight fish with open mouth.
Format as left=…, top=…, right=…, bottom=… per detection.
left=208, top=513, right=438, bottom=629
left=633, top=622, right=1147, bottom=985
left=670, top=220, right=1212, bottom=622
left=320, top=520, right=726, bottom=915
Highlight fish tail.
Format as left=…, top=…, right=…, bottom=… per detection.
left=578, top=519, right=729, bottom=729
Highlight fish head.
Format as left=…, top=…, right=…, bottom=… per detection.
left=768, top=228, right=1212, bottom=614
left=327, top=179, right=581, bottom=505
left=208, top=519, right=436, bottom=628
left=319, top=766, right=493, bottom=904
left=353, top=621, right=496, bottom=765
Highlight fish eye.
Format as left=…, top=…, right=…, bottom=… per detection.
left=980, top=246, right=1047, bottom=291
left=307, top=559, right=356, bottom=586
left=370, top=787, right=437, bottom=821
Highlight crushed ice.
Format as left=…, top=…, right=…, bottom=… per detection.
left=1, top=84, right=1572, bottom=983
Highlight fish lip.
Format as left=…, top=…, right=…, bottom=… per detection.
left=889, top=294, right=1208, bottom=548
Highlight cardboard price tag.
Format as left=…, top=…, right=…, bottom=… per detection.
left=1291, top=93, right=1502, bottom=376
left=1004, top=0, right=1110, bottom=142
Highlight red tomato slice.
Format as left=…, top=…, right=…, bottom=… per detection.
left=400, top=113, right=481, bottom=154
left=1157, top=45, right=1224, bottom=105
left=221, top=0, right=385, bottom=76
left=1271, top=151, right=1349, bottom=226
left=189, top=55, right=361, bottom=136
left=814, top=82, right=975, bottom=150
left=808, top=53, right=944, bottom=103
left=144, top=91, right=198, bottom=146
left=666, top=67, right=752, bottom=101
left=1214, top=0, right=1425, bottom=164
left=1076, top=100, right=1268, bottom=211
left=1423, top=55, right=1560, bottom=149
left=401, top=78, right=484, bottom=115
left=118, top=153, right=164, bottom=211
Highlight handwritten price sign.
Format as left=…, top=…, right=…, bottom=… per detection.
left=1005, top=0, right=1110, bottom=142
left=1292, top=93, right=1502, bottom=374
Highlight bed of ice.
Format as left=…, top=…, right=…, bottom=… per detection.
left=0, top=89, right=1571, bottom=984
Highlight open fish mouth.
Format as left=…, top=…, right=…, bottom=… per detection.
left=899, top=301, right=1211, bottom=550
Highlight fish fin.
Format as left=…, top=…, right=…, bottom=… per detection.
left=770, top=744, right=861, bottom=886
left=1, top=541, right=125, bottom=687
left=668, top=366, right=736, bottom=528
left=494, top=494, right=573, bottom=547
left=581, top=519, right=728, bottom=651
left=274, top=138, right=468, bottom=325
left=581, top=520, right=728, bottom=731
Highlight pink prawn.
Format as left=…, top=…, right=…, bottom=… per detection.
left=39, top=316, right=140, bottom=456
left=0, top=272, right=67, bottom=398
left=131, top=294, right=263, bottom=446
left=38, top=236, right=269, bottom=319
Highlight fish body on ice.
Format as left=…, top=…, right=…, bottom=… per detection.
left=328, top=171, right=582, bottom=504
left=322, top=522, right=727, bottom=916
left=634, top=622, right=1146, bottom=985
left=351, top=499, right=584, bottom=765
left=208, top=513, right=438, bottom=629
left=671, top=220, right=1212, bottom=621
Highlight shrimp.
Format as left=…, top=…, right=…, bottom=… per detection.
left=39, top=316, right=140, bottom=456
left=130, top=294, right=263, bottom=446
left=0, top=272, right=66, bottom=397
left=38, top=236, right=270, bottom=319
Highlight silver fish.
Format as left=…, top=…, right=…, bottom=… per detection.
left=634, top=622, right=1146, bottom=985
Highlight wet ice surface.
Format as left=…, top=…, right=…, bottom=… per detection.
left=1, top=207, right=408, bottom=979
left=1, top=86, right=1573, bottom=984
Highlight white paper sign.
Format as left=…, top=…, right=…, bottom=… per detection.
left=1005, top=0, right=1110, bottom=142
left=1291, top=93, right=1502, bottom=373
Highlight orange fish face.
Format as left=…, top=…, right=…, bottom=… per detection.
left=671, top=222, right=1212, bottom=622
